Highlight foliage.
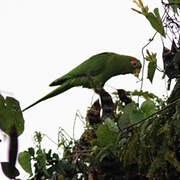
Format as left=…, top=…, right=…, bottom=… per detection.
left=132, top=0, right=165, bottom=37
left=145, top=50, right=157, bottom=83
left=0, top=95, right=24, bottom=136
left=0, top=95, right=24, bottom=179
left=133, top=0, right=180, bottom=84
left=17, top=89, right=180, bottom=179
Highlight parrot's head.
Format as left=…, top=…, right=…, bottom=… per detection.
left=128, top=57, right=142, bottom=78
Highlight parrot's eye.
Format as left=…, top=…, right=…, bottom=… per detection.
left=131, top=61, right=137, bottom=68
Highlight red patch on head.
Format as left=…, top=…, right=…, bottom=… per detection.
left=128, top=57, right=136, bottom=62
left=124, top=57, right=137, bottom=71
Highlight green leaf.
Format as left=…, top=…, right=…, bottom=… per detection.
left=120, top=102, right=144, bottom=126
left=144, top=8, right=165, bottom=37
left=147, top=61, right=156, bottom=83
left=104, top=118, right=119, bottom=133
left=18, top=151, right=32, bottom=176
left=0, top=95, right=24, bottom=136
left=118, top=103, right=134, bottom=129
left=129, top=108, right=145, bottom=123
left=140, top=100, right=156, bottom=117
left=153, top=8, right=162, bottom=22
left=95, top=124, right=118, bottom=147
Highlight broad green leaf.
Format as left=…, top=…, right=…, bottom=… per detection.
left=147, top=61, right=156, bottom=83
left=129, top=108, right=145, bottom=123
left=104, top=118, right=119, bottom=132
left=120, top=102, right=144, bottom=126
left=0, top=95, right=24, bottom=136
left=140, top=100, right=156, bottom=117
left=95, top=124, right=117, bottom=147
left=118, top=103, right=135, bottom=129
left=18, top=151, right=32, bottom=176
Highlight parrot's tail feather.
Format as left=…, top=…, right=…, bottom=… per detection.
left=22, top=83, right=72, bottom=112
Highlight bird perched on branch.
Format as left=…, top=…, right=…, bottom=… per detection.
left=23, top=52, right=141, bottom=111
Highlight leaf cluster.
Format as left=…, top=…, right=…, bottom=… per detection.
left=17, top=88, right=180, bottom=179
left=0, top=95, right=24, bottom=179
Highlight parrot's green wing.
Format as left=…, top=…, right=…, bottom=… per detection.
left=50, top=52, right=112, bottom=86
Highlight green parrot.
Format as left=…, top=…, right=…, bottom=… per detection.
left=23, top=52, right=141, bottom=112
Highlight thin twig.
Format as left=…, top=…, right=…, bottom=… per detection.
left=43, top=134, right=58, bottom=146
left=138, top=32, right=157, bottom=105
left=73, top=110, right=85, bottom=139
left=58, top=127, right=73, bottom=140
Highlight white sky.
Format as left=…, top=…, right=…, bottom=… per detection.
left=0, top=0, right=174, bottom=179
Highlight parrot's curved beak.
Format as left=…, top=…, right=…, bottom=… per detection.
left=133, top=68, right=141, bottom=78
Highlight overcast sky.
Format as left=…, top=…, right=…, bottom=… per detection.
left=0, top=0, right=173, bottom=179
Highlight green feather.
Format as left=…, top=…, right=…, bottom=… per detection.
left=23, top=52, right=141, bottom=112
